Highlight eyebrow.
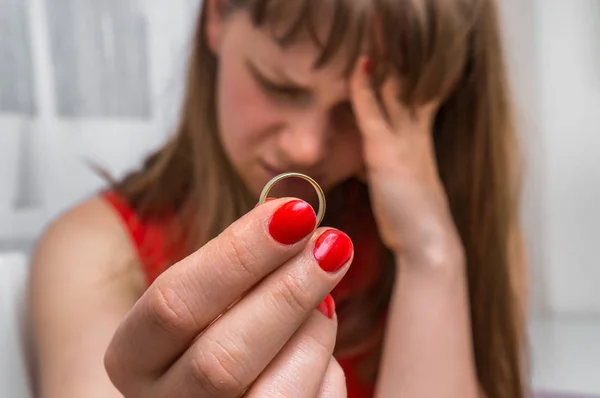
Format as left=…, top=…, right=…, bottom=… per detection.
left=244, top=57, right=311, bottom=91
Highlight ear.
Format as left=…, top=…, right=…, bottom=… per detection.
left=205, top=0, right=228, bottom=54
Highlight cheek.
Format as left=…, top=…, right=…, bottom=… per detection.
left=326, top=133, right=364, bottom=184
left=217, top=52, right=275, bottom=162
left=342, top=135, right=364, bottom=171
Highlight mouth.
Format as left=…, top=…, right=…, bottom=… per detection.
left=260, top=162, right=325, bottom=186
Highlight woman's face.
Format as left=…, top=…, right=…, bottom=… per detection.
left=207, top=7, right=364, bottom=201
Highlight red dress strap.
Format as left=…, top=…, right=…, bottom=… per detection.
left=102, top=191, right=182, bottom=285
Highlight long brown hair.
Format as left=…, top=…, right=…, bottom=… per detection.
left=113, top=0, right=527, bottom=397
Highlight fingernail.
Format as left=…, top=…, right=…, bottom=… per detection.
left=364, top=58, right=372, bottom=74
left=316, top=295, right=336, bottom=319
left=313, top=230, right=353, bottom=273
left=269, top=200, right=317, bottom=245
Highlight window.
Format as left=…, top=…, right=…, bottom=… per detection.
left=0, top=0, right=37, bottom=115
left=46, top=0, right=151, bottom=118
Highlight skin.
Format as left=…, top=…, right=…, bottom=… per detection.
left=214, top=12, right=364, bottom=201
left=27, top=1, right=507, bottom=397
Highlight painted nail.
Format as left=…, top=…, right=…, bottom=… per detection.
left=313, top=230, right=353, bottom=273
left=364, top=58, right=372, bottom=74
left=316, top=295, right=336, bottom=319
left=269, top=200, right=317, bottom=245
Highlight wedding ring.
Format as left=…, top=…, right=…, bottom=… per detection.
left=259, top=172, right=326, bottom=227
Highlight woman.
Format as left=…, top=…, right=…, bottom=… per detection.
left=28, top=0, right=528, bottom=397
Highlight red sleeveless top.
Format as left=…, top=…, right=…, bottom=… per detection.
left=102, top=190, right=382, bottom=398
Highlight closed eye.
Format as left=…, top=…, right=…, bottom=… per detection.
left=246, top=59, right=311, bottom=103
left=259, top=78, right=305, bottom=98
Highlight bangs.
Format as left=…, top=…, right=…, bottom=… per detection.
left=237, top=0, right=479, bottom=105
left=244, top=0, right=370, bottom=77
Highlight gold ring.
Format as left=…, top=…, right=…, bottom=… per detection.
left=259, top=172, right=326, bottom=227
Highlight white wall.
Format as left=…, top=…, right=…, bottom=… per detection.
left=498, top=0, right=547, bottom=316
left=499, top=0, right=600, bottom=318
left=536, top=0, right=600, bottom=316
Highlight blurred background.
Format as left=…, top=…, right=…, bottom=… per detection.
left=0, top=0, right=599, bottom=397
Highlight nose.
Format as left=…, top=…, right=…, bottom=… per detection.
left=279, top=114, right=330, bottom=169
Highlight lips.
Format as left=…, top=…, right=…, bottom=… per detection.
left=261, top=162, right=325, bottom=186
left=262, top=162, right=285, bottom=178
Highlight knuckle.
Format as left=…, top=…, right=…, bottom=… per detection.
left=103, top=344, right=123, bottom=384
left=146, top=282, right=200, bottom=334
left=271, top=272, right=313, bottom=315
left=327, top=359, right=348, bottom=397
left=222, top=227, right=262, bottom=281
left=104, top=345, right=141, bottom=397
left=190, top=337, right=248, bottom=395
left=328, top=358, right=346, bottom=383
left=366, top=118, right=386, bottom=133
left=302, top=326, right=335, bottom=359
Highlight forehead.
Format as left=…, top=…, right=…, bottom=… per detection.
left=237, top=21, right=349, bottom=81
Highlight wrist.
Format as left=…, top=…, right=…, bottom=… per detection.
left=394, top=234, right=466, bottom=275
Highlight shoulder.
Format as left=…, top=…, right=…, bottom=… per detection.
left=28, top=195, right=148, bottom=395
left=29, top=194, right=147, bottom=300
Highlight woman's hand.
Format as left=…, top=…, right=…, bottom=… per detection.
left=104, top=198, right=353, bottom=397
left=350, top=60, right=479, bottom=398
left=350, top=58, right=463, bottom=265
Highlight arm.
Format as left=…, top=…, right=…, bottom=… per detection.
left=349, top=57, right=530, bottom=397
left=28, top=197, right=147, bottom=398
left=376, top=224, right=528, bottom=398
left=377, top=246, right=478, bottom=397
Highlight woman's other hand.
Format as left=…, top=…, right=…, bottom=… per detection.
left=350, top=57, right=463, bottom=265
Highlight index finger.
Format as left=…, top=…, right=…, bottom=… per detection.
left=350, top=56, right=392, bottom=143
left=105, top=198, right=317, bottom=386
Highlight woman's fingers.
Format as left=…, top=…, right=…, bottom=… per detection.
left=105, top=198, right=318, bottom=392
left=380, top=75, right=411, bottom=129
left=155, top=228, right=353, bottom=397
left=350, top=57, right=392, bottom=143
left=244, top=298, right=338, bottom=398
left=350, top=56, right=430, bottom=136
left=316, top=358, right=348, bottom=398
left=378, top=62, right=440, bottom=133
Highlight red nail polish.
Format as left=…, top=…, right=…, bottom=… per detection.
left=269, top=200, right=317, bottom=245
left=313, top=230, right=353, bottom=273
left=317, top=295, right=336, bottom=319
left=364, top=58, right=372, bottom=74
